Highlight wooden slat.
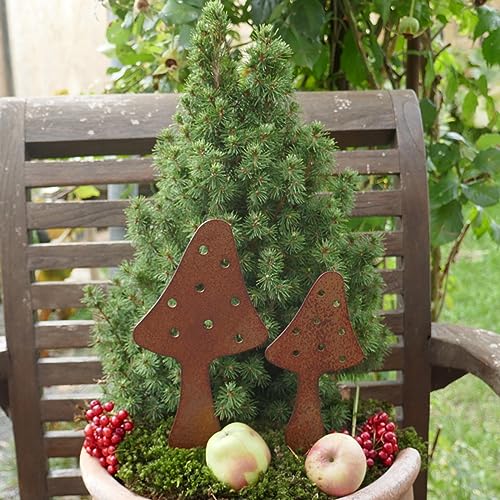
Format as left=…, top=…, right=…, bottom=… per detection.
left=381, top=269, right=402, bottom=294
left=35, top=320, right=94, bottom=349
left=41, top=387, right=101, bottom=421
left=25, top=92, right=396, bottom=157
left=30, top=270, right=401, bottom=310
left=38, top=356, right=102, bottom=386
left=27, top=190, right=402, bottom=229
left=27, top=200, right=129, bottom=229
left=25, top=157, right=157, bottom=187
left=31, top=280, right=108, bottom=309
left=0, top=98, right=49, bottom=497
left=381, top=309, right=404, bottom=335
left=45, top=429, right=84, bottom=457
left=378, top=231, right=403, bottom=256
left=350, top=191, right=402, bottom=217
left=336, top=149, right=399, bottom=174
left=26, top=231, right=402, bottom=271
left=24, top=148, right=400, bottom=189
left=47, top=469, right=88, bottom=496
left=341, top=380, right=403, bottom=405
left=27, top=241, right=134, bottom=270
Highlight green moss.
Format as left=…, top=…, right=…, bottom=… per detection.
left=116, top=413, right=427, bottom=499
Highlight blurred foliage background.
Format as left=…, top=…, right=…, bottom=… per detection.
left=102, top=0, right=499, bottom=320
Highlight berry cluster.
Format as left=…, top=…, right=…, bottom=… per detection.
left=83, top=400, right=134, bottom=475
left=355, top=411, right=399, bottom=468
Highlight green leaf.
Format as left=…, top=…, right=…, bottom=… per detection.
left=340, top=31, right=367, bottom=87
left=489, top=220, right=500, bottom=244
left=476, top=133, right=500, bottom=150
left=312, top=44, right=329, bottom=80
left=280, top=26, right=321, bottom=69
left=250, top=0, right=281, bottom=25
left=477, top=74, right=488, bottom=96
left=74, top=185, right=100, bottom=200
left=462, top=91, right=478, bottom=124
left=474, top=6, right=500, bottom=39
left=472, top=148, right=500, bottom=173
left=482, top=29, right=500, bottom=66
left=420, top=98, right=438, bottom=131
left=161, top=0, right=201, bottom=24
left=429, top=172, right=460, bottom=208
left=431, top=201, right=464, bottom=246
left=485, top=96, right=497, bottom=127
left=462, top=180, right=500, bottom=207
left=374, top=0, right=391, bottom=24
left=107, top=20, right=130, bottom=45
left=428, top=142, right=460, bottom=174
left=289, top=0, right=325, bottom=39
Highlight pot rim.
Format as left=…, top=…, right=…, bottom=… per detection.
left=80, top=446, right=420, bottom=500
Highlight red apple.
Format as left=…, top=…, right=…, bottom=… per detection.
left=205, top=422, right=271, bottom=490
left=305, top=432, right=367, bottom=496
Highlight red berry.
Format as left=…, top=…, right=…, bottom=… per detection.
left=386, top=422, right=396, bottom=432
left=100, top=415, right=109, bottom=426
left=91, top=448, right=101, bottom=458
left=85, top=409, right=95, bottom=421
left=384, top=432, right=396, bottom=443
left=107, top=465, right=117, bottom=475
left=110, top=416, right=121, bottom=428
left=85, top=446, right=92, bottom=455
left=102, top=437, right=111, bottom=447
left=90, top=399, right=101, bottom=408
left=115, top=427, right=125, bottom=437
left=384, top=456, right=393, bottom=467
left=99, top=457, right=107, bottom=467
left=102, top=427, right=112, bottom=438
left=363, top=448, right=370, bottom=457
left=103, top=401, right=115, bottom=412
left=92, top=416, right=100, bottom=426
left=360, top=431, right=371, bottom=441
left=383, top=443, right=393, bottom=454
left=93, top=405, right=103, bottom=416
left=107, top=445, right=116, bottom=455
left=117, top=409, right=128, bottom=420
left=367, top=458, right=375, bottom=467
left=368, top=450, right=377, bottom=459
left=379, top=412, right=388, bottom=423
left=393, top=444, right=399, bottom=453
left=379, top=451, right=388, bottom=460
left=363, top=440, right=373, bottom=450
left=123, top=420, right=134, bottom=432
left=84, top=424, right=94, bottom=436
left=111, top=434, right=122, bottom=445
left=106, top=454, right=118, bottom=466
left=356, top=436, right=363, bottom=445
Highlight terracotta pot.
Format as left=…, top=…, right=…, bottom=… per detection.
left=80, top=446, right=420, bottom=500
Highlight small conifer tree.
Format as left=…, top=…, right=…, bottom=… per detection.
left=85, top=0, right=390, bottom=431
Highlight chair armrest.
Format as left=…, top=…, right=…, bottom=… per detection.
left=0, top=336, right=9, bottom=415
left=430, top=323, right=500, bottom=396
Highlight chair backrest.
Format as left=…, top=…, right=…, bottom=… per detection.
left=0, top=90, right=430, bottom=499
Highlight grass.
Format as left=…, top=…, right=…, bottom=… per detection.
left=428, top=204, right=500, bottom=499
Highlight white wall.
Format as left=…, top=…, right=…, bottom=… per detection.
left=6, top=0, right=109, bottom=96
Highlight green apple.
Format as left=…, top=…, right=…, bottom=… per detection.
left=205, top=422, right=271, bottom=490
left=305, top=432, right=367, bottom=496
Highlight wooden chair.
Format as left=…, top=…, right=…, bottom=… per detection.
left=0, top=91, right=498, bottom=499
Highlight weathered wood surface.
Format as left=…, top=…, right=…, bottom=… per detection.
left=47, top=469, right=88, bottom=496
left=25, top=92, right=397, bottom=158
left=24, top=149, right=400, bottom=188
left=0, top=98, right=49, bottom=498
left=430, top=323, right=500, bottom=395
left=0, top=336, right=8, bottom=415
left=393, top=90, right=431, bottom=500
left=26, top=190, right=402, bottom=230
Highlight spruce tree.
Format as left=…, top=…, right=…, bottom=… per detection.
left=85, top=0, right=390, bottom=431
